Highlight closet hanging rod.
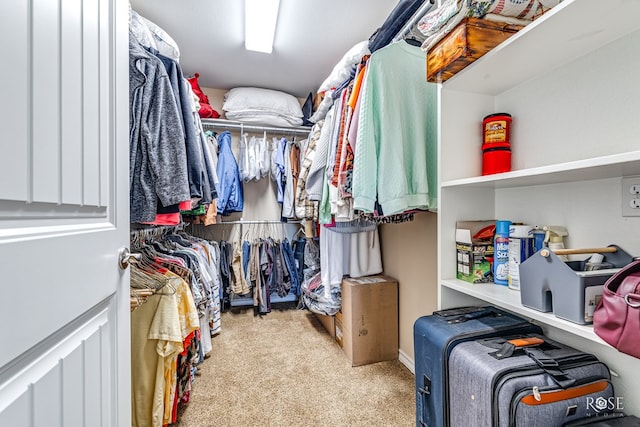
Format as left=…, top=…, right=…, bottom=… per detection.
left=201, top=118, right=312, bottom=136
left=391, top=0, right=435, bottom=43
left=130, top=223, right=187, bottom=237
left=215, top=219, right=301, bottom=225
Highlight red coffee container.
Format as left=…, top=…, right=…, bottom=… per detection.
left=482, top=113, right=512, bottom=175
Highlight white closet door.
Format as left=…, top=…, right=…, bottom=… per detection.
left=0, top=0, right=130, bottom=425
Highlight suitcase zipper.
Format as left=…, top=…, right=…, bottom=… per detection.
left=508, top=378, right=611, bottom=426
left=491, top=357, right=601, bottom=426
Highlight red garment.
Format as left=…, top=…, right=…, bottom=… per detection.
left=141, top=212, right=181, bottom=226
left=186, top=73, right=220, bottom=119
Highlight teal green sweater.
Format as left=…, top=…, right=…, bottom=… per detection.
left=353, top=41, right=438, bottom=215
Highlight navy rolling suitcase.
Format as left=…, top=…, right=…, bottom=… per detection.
left=414, top=306, right=543, bottom=427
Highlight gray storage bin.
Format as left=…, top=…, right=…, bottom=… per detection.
left=519, top=245, right=633, bottom=324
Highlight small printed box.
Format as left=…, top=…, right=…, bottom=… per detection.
left=456, top=221, right=495, bottom=284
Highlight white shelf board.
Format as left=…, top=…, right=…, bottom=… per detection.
left=442, top=151, right=640, bottom=189
left=443, top=0, right=640, bottom=96
left=441, top=278, right=609, bottom=345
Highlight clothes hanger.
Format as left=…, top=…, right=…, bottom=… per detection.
left=292, top=225, right=306, bottom=242
left=403, top=26, right=424, bottom=47
left=154, top=277, right=178, bottom=296
left=165, top=233, right=191, bottom=248
left=130, top=264, right=166, bottom=291
left=404, top=36, right=422, bottom=47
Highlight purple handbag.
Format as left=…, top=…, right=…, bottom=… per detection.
left=593, top=259, right=640, bottom=359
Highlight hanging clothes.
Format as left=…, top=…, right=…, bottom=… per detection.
left=282, top=140, right=296, bottom=218
left=338, top=56, right=369, bottom=198
left=130, top=273, right=199, bottom=427
left=154, top=51, right=211, bottom=204
left=295, top=121, right=323, bottom=221
left=306, top=108, right=335, bottom=202
left=258, top=131, right=271, bottom=179
left=238, top=133, right=251, bottom=182
left=217, top=229, right=304, bottom=314
left=352, top=41, right=438, bottom=215
left=216, top=131, right=244, bottom=215
left=130, top=229, right=225, bottom=427
left=238, top=132, right=271, bottom=182
left=273, top=137, right=287, bottom=204
left=128, top=33, right=190, bottom=224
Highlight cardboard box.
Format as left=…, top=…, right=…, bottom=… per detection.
left=334, top=311, right=344, bottom=348
left=456, top=220, right=495, bottom=284
left=314, top=312, right=335, bottom=338
left=336, top=275, right=399, bottom=367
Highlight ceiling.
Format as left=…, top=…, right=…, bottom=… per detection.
left=130, top=0, right=400, bottom=98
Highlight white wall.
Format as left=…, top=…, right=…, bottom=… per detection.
left=379, top=211, right=438, bottom=370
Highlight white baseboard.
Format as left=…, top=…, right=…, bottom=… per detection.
left=398, top=349, right=415, bottom=374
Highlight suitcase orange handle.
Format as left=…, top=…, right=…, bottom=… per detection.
left=507, top=337, right=545, bottom=348
left=492, top=336, right=545, bottom=359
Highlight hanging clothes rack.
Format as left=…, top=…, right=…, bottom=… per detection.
left=130, top=223, right=188, bottom=243
left=217, top=219, right=300, bottom=225
left=214, top=219, right=301, bottom=247
left=210, top=220, right=303, bottom=310
left=201, top=118, right=312, bottom=136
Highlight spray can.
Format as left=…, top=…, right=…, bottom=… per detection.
left=507, top=225, right=534, bottom=291
left=494, top=220, right=511, bottom=286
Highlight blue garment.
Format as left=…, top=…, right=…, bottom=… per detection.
left=292, top=237, right=306, bottom=286
left=216, top=131, right=244, bottom=215
left=368, top=0, right=428, bottom=53
left=242, top=240, right=251, bottom=284
left=281, top=239, right=300, bottom=295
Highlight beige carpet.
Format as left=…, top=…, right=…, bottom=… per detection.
left=175, top=306, right=416, bottom=426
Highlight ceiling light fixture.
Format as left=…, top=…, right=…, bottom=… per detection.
left=244, top=0, right=280, bottom=54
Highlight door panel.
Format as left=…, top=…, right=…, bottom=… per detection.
left=0, top=392, right=29, bottom=427
left=0, top=0, right=129, bottom=424
left=0, top=1, right=28, bottom=201
left=0, top=300, right=115, bottom=427
left=32, top=0, right=61, bottom=204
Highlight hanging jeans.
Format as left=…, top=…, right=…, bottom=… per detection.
left=281, top=239, right=300, bottom=295
left=242, top=240, right=251, bottom=284
left=219, top=241, right=232, bottom=310
left=259, top=243, right=272, bottom=314
left=269, top=240, right=290, bottom=298
left=292, top=237, right=306, bottom=288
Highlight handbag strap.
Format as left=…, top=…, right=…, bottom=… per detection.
left=605, top=259, right=640, bottom=293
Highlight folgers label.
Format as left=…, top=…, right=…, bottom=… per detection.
left=483, top=113, right=512, bottom=148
